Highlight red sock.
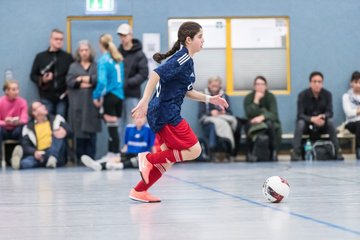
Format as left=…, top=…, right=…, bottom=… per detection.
left=146, top=149, right=183, bottom=164
left=134, top=164, right=167, bottom=191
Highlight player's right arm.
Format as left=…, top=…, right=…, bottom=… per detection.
left=131, top=71, right=160, bottom=119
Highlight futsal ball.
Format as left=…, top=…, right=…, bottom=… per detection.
left=262, top=176, right=290, bottom=203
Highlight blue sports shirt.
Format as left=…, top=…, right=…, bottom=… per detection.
left=148, top=47, right=195, bottom=132
left=124, top=123, right=155, bottom=154
left=92, top=52, right=124, bottom=100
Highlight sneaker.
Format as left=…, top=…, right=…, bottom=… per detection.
left=11, top=145, right=23, bottom=170
left=106, top=161, right=124, bottom=170
left=46, top=156, right=57, bottom=168
left=81, top=155, right=102, bottom=171
left=129, top=188, right=161, bottom=203
left=138, top=152, right=153, bottom=184
left=335, top=153, right=344, bottom=161
left=130, top=157, right=138, bottom=167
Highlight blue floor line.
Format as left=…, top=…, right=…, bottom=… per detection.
left=166, top=174, right=360, bottom=237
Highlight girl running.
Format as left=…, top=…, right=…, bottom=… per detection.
left=129, top=21, right=229, bottom=203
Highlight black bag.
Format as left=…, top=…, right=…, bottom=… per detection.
left=247, top=134, right=271, bottom=162
left=312, top=140, right=336, bottom=160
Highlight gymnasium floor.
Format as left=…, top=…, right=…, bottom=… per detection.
left=1, top=159, right=360, bottom=240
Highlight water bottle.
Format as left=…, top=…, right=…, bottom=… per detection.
left=304, top=139, right=313, bottom=162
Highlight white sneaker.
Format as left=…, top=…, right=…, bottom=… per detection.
left=106, top=162, right=124, bottom=170
left=81, top=155, right=102, bottom=171
left=11, top=145, right=23, bottom=170
left=46, top=156, right=57, bottom=168
left=98, top=152, right=117, bottom=163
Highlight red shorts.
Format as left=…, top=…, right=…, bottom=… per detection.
left=156, top=119, right=198, bottom=150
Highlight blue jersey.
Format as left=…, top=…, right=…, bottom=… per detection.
left=92, top=52, right=124, bottom=100
left=148, top=47, right=195, bottom=132
left=124, top=124, right=155, bottom=154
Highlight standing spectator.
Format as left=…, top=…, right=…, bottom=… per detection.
left=93, top=34, right=124, bottom=158
left=198, top=76, right=238, bottom=161
left=244, top=76, right=282, bottom=161
left=30, top=28, right=73, bottom=118
left=291, top=71, right=343, bottom=161
left=0, top=80, right=28, bottom=164
left=342, top=71, right=360, bottom=160
left=66, top=40, right=101, bottom=161
left=11, top=101, right=71, bottom=170
left=117, top=23, right=149, bottom=142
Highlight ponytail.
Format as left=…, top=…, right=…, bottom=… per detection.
left=108, top=42, right=123, bottom=62
left=153, top=40, right=181, bottom=64
left=100, top=34, right=123, bottom=62
left=153, top=21, right=202, bottom=64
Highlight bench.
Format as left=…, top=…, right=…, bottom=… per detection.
left=241, top=132, right=355, bottom=153
left=281, top=132, right=355, bottom=153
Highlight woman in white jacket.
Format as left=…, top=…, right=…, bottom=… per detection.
left=342, top=71, right=360, bottom=159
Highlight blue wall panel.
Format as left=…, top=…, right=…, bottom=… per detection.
left=1, top=0, right=359, bottom=155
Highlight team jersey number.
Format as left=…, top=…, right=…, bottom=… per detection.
left=115, top=64, right=122, bottom=83
left=156, top=82, right=161, bottom=97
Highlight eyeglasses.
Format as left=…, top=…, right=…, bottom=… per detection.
left=311, top=80, right=323, bottom=84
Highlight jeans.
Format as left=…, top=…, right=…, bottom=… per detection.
left=20, top=137, right=66, bottom=169
left=293, top=119, right=340, bottom=154
left=119, top=97, right=139, bottom=145
left=41, top=98, right=67, bottom=118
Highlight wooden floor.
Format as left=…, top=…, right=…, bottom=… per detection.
left=1, top=160, right=360, bottom=240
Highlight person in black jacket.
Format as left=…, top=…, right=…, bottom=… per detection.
left=117, top=23, right=149, bottom=141
left=30, top=29, right=73, bottom=118
left=291, top=71, right=343, bottom=161
left=10, top=101, right=71, bottom=170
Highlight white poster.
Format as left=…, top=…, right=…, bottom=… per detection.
left=143, top=33, right=161, bottom=71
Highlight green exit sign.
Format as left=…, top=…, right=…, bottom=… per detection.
left=86, top=0, right=115, bottom=14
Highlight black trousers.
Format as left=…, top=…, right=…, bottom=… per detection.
left=293, top=119, right=340, bottom=154
left=345, top=121, right=360, bottom=148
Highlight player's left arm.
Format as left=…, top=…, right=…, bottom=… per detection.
left=186, top=89, right=229, bottom=109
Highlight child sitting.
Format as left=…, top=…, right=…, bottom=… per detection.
left=81, top=116, right=155, bottom=171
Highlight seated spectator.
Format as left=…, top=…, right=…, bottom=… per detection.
left=66, top=40, right=101, bottom=161
left=291, top=71, right=343, bottom=160
left=244, top=76, right=281, bottom=161
left=11, top=101, right=71, bottom=170
left=0, top=80, right=28, bottom=164
left=342, top=71, right=360, bottom=160
left=198, top=76, right=238, bottom=161
left=80, top=115, right=155, bottom=171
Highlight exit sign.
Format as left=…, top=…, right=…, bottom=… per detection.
left=86, top=0, right=115, bottom=14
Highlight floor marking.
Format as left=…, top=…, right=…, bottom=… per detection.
left=166, top=174, right=360, bottom=237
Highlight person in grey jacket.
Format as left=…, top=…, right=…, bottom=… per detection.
left=342, top=71, right=360, bottom=159
left=117, top=23, right=149, bottom=142
left=66, top=40, right=101, bottom=161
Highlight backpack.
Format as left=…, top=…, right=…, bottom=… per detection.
left=312, top=140, right=336, bottom=160
left=247, top=134, right=271, bottom=162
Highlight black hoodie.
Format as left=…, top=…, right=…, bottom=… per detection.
left=118, top=39, right=149, bottom=98
left=30, top=49, right=73, bottom=102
